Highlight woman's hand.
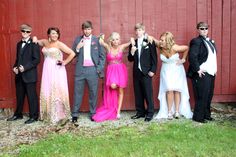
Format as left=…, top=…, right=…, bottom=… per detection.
left=176, top=58, right=186, bottom=65
left=32, top=36, right=38, bottom=43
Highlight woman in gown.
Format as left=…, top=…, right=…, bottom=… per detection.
left=34, top=27, right=75, bottom=124
left=152, top=32, right=192, bottom=119
left=92, top=32, right=134, bottom=122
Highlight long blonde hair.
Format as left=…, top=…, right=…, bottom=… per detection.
left=159, top=31, right=175, bottom=53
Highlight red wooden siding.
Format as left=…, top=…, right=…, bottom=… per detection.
left=0, top=0, right=235, bottom=111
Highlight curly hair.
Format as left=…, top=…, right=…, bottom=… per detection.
left=159, top=31, right=175, bottom=53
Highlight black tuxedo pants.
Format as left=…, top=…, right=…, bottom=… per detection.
left=192, top=73, right=215, bottom=121
left=133, top=69, right=154, bottom=117
left=14, top=75, right=39, bottom=119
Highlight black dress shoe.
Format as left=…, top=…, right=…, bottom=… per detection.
left=144, top=117, right=153, bottom=122
left=205, top=117, right=214, bottom=121
left=25, top=118, right=37, bottom=124
left=72, top=117, right=78, bottom=123
left=192, top=118, right=207, bottom=123
left=131, top=114, right=145, bottom=119
left=7, top=115, right=23, bottom=121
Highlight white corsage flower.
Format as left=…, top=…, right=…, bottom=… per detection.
left=142, top=41, right=147, bottom=47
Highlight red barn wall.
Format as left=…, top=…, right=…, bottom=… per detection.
left=0, top=0, right=235, bottom=112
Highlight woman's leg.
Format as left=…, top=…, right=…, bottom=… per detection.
left=166, top=91, right=174, bottom=119
left=117, top=87, right=124, bottom=118
left=174, top=91, right=181, bottom=118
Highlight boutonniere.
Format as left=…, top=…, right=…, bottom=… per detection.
left=142, top=37, right=149, bottom=49
left=142, top=41, right=148, bottom=47
left=27, top=40, right=31, bottom=44
left=91, top=41, right=96, bottom=45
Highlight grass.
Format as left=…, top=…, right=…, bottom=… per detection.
left=14, top=120, right=236, bottom=157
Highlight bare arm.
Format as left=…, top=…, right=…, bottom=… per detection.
left=58, top=41, right=75, bottom=65
left=32, top=36, right=47, bottom=47
left=172, top=44, right=189, bottom=64
left=120, top=37, right=135, bottom=52
left=148, top=35, right=159, bottom=47
left=99, top=37, right=110, bottom=52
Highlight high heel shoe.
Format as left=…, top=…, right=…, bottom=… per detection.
left=167, top=112, right=173, bottom=120
left=174, top=112, right=180, bottom=119
left=117, top=113, right=121, bottom=119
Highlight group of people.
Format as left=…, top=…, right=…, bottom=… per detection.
left=7, top=21, right=217, bottom=124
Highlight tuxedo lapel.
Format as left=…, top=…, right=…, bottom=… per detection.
left=20, top=39, right=32, bottom=55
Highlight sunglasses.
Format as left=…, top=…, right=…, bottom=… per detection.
left=21, top=30, right=31, bottom=33
left=199, top=27, right=208, bottom=31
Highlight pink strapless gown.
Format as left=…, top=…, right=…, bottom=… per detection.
left=93, top=51, right=128, bottom=122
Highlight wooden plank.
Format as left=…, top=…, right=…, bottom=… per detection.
left=230, top=0, right=236, bottom=93
left=221, top=0, right=231, bottom=94
left=211, top=0, right=222, bottom=95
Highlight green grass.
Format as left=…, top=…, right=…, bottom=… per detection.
left=13, top=121, right=236, bottom=157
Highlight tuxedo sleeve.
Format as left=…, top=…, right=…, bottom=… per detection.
left=128, top=44, right=134, bottom=62
left=13, top=43, right=20, bottom=68
left=72, top=36, right=80, bottom=54
left=23, top=43, right=40, bottom=71
left=97, top=40, right=106, bottom=75
left=189, top=39, right=200, bottom=73
left=149, top=42, right=157, bottom=73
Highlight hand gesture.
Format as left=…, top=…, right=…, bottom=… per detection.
left=76, top=39, right=84, bottom=51
left=176, top=58, right=186, bottom=65
left=32, top=36, right=38, bottom=43
left=198, top=69, right=206, bottom=78
left=99, top=33, right=105, bottom=40
left=148, top=71, right=154, bottom=77
left=130, top=37, right=135, bottom=46
left=18, top=65, right=24, bottom=72
left=147, top=35, right=154, bottom=44
left=13, top=67, right=19, bottom=74
left=131, top=46, right=137, bottom=56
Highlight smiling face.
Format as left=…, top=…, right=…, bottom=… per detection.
left=48, top=30, right=59, bottom=42
left=83, top=27, right=93, bottom=37
left=110, top=33, right=121, bottom=47
left=135, top=28, right=145, bottom=38
left=198, top=27, right=208, bottom=38
left=159, top=35, right=166, bottom=48
left=21, top=29, right=31, bottom=39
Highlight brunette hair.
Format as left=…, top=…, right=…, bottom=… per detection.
left=47, top=27, right=60, bottom=39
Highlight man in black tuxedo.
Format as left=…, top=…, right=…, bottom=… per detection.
left=128, top=23, right=157, bottom=122
left=7, top=24, right=40, bottom=124
left=187, top=22, right=217, bottom=123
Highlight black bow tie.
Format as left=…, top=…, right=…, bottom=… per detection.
left=22, top=41, right=27, bottom=43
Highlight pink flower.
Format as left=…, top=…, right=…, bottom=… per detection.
left=91, top=41, right=96, bottom=45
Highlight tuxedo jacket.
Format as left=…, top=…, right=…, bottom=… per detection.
left=187, top=35, right=216, bottom=78
left=128, top=39, right=157, bottom=75
left=14, top=38, right=40, bottom=83
left=72, top=35, right=105, bottom=78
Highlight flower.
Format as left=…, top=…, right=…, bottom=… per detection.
left=91, top=41, right=96, bottom=45
left=142, top=41, right=148, bottom=47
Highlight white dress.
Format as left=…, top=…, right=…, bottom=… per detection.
left=155, top=53, right=193, bottom=119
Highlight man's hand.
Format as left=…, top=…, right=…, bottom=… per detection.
left=18, top=65, right=24, bottom=73
left=76, top=39, right=84, bottom=52
left=148, top=71, right=154, bottom=77
left=131, top=46, right=137, bottom=56
left=198, top=69, right=205, bottom=78
left=13, top=67, right=19, bottom=74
